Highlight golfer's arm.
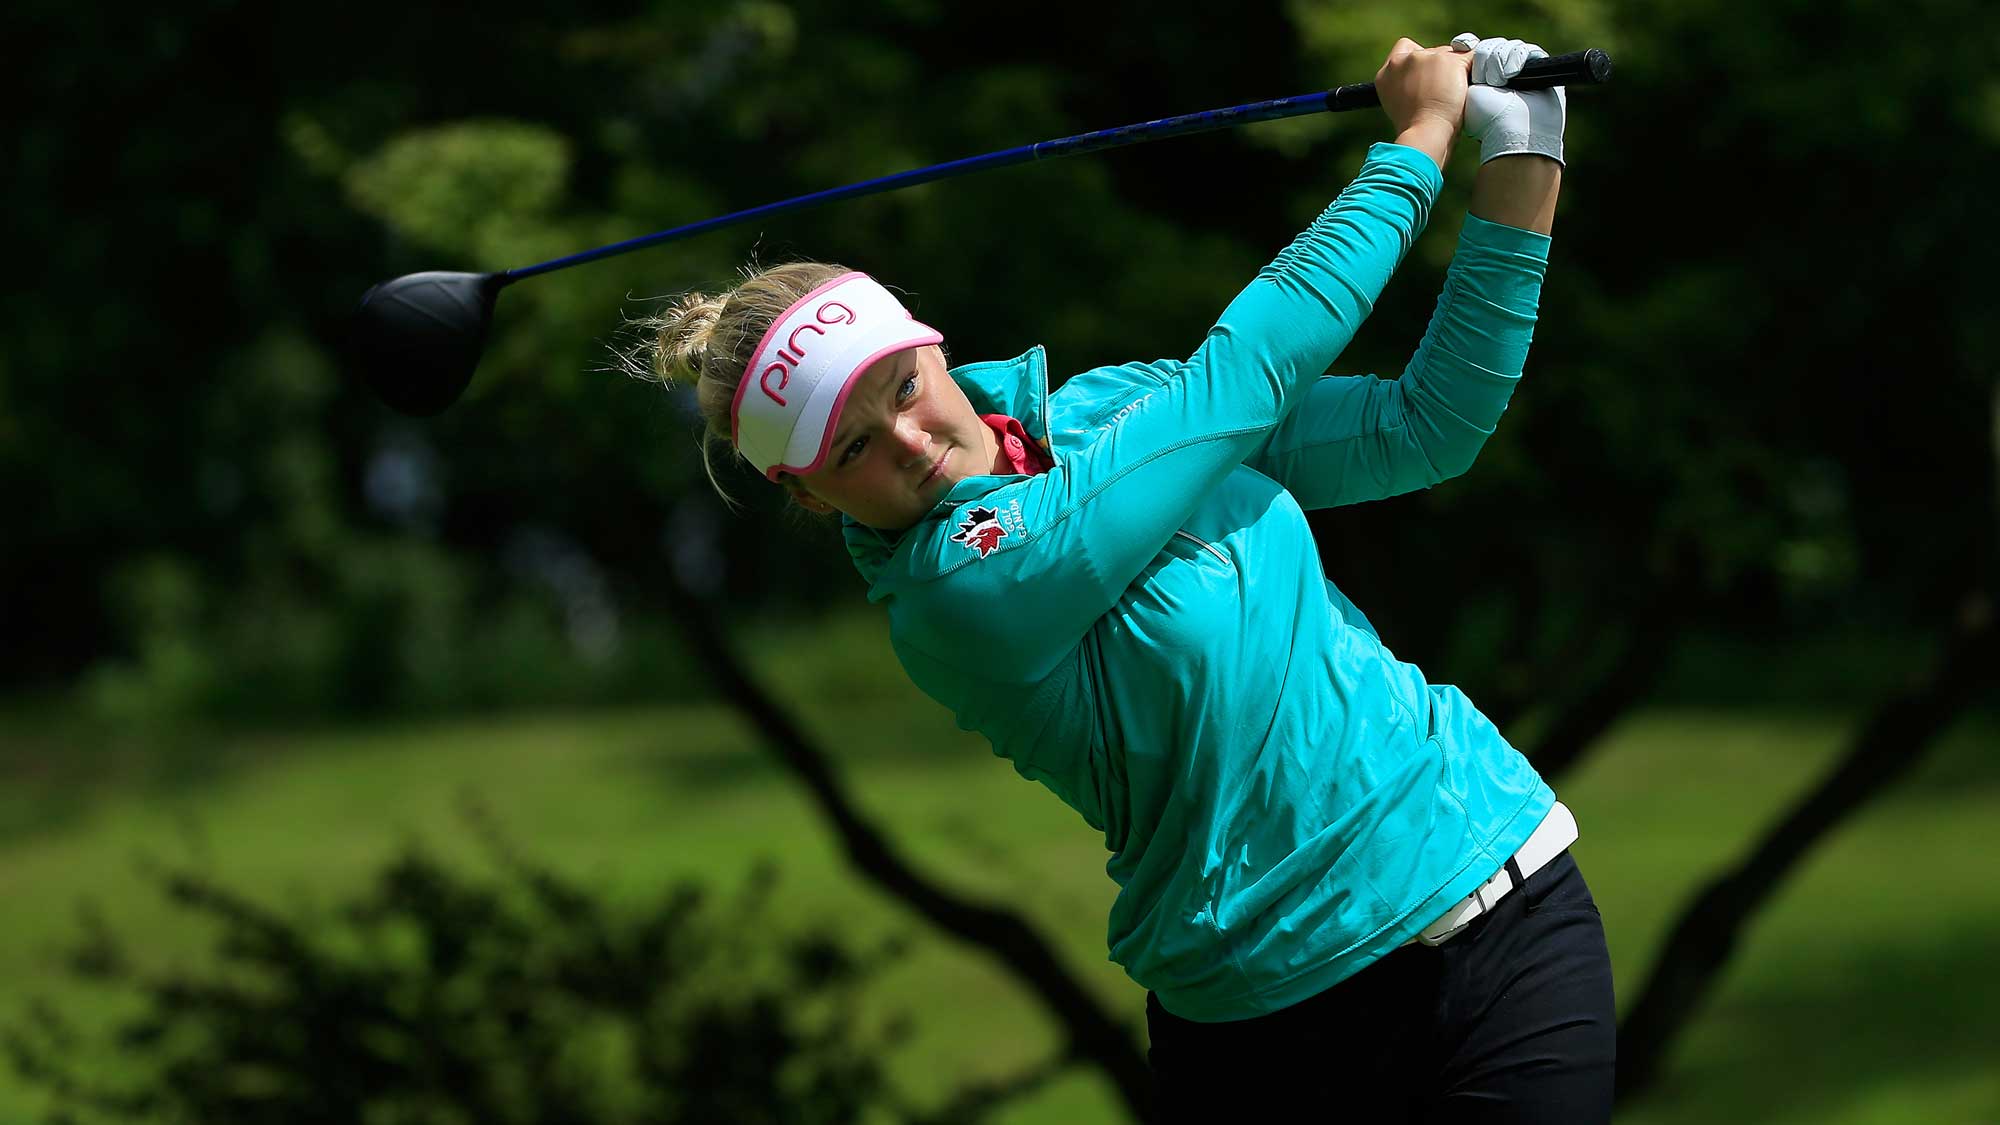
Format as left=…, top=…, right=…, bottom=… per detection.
left=1470, top=154, right=1561, bottom=235
left=1245, top=211, right=1549, bottom=509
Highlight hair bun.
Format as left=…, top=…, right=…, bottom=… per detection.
left=650, top=292, right=728, bottom=388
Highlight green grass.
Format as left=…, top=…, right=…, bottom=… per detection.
left=1, top=611, right=1996, bottom=1123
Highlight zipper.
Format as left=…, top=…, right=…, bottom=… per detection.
left=1173, top=529, right=1231, bottom=567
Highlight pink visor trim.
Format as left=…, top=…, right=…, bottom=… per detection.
left=728, top=271, right=860, bottom=448
left=727, top=272, right=941, bottom=480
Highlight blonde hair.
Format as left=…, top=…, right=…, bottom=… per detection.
left=622, top=260, right=852, bottom=503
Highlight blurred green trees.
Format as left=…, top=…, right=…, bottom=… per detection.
left=8, top=0, right=1992, bottom=724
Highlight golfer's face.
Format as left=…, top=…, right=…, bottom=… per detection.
left=792, top=344, right=989, bottom=530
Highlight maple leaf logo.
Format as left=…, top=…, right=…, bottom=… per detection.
left=948, top=505, right=1008, bottom=558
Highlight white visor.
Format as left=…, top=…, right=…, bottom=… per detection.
left=729, top=272, right=942, bottom=480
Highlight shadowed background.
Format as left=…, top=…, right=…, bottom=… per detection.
left=5, top=0, right=1996, bottom=1121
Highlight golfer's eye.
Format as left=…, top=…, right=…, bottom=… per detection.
left=899, top=373, right=919, bottom=400
left=840, top=436, right=866, bottom=467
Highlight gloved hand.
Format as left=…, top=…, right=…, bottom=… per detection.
left=1452, top=32, right=1566, bottom=166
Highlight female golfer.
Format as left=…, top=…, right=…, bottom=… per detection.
left=635, top=34, right=1614, bottom=1122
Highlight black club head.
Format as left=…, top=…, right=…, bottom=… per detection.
left=346, top=270, right=506, bottom=417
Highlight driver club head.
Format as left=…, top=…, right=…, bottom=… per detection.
left=347, top=270, right=506, bottom=417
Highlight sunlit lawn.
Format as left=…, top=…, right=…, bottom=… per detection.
left=2, top=610, right=1995, bottom=1123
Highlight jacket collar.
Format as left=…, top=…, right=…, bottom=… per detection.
left=947, top=345, right=1051, bottom=441
left=840, top=346, right=1050, bottom=588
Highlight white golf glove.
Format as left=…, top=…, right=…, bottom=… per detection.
left=1452, top=32, right=1566, bottom=166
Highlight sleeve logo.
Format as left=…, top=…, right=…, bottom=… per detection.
left=948, top=505, right=1008, bottom=558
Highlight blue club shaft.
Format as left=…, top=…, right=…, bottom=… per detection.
left=502, top=91, right=1337, bottom=284
left=501, top=48, right=1608, bottom=284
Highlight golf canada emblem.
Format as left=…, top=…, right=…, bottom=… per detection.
left=949, top=506, right=1008, bottom=558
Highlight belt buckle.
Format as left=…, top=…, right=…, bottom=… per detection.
left=1415, top=893, right=1482, bottom=947
left=1416, top=861, right=1518, bottom=947
left=1416, top=919, right=1471, bottom=948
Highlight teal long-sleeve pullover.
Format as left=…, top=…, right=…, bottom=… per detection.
left=843, top=142, right=1556, bottom=1020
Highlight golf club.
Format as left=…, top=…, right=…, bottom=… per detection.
left=348, top=48, right=1611, bottom=417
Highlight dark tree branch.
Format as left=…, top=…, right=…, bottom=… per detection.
left=1526, top=577, right=1689, bottom=783
left=655, top=576, right=1154, bottom=1122
left=1615, top=592, right=1999, bottom=1104
left=1475, top=564, right=1546, bottom=732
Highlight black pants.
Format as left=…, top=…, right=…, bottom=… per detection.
left=1145, top=852, right=1616, bottom=1124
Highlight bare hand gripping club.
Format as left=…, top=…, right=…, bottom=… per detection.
left=348, top=49, right=1611, bottom=417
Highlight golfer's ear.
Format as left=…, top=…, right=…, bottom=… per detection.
left=777, top=474, right=834, bottom=514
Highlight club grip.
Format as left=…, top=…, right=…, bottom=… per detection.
left=1325, top=48, right=1612, bottom=113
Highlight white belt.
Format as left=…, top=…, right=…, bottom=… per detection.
left=1404, top=801, right=1579, bottom=948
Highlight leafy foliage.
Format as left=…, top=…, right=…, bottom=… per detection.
left=4, top=812, right=927, bottom=1124
left=7, top=0, right=1992, bottom=717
